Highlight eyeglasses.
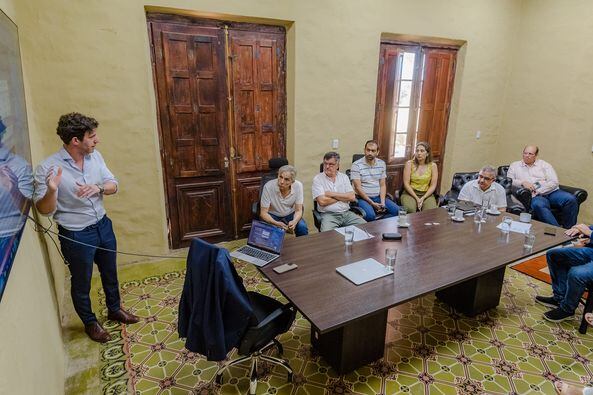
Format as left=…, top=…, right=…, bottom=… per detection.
left=323, top=162, right=338, bottom=167
left=478, top=174, right=494, bottom=181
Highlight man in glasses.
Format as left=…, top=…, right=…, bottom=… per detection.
left=312, top=151, right=366, bottom=231
left=507, top=145, right=578, bottom=228
left=458, top=165, right=507, bottom=210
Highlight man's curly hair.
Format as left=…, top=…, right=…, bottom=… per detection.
left=56, top=112, right=99, bottom=144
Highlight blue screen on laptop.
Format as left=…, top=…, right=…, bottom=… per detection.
left=249, top=220, right=285, bottom=253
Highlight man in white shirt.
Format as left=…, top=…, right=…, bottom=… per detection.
left=457, top=165, right=507, bottom=210
left=312, top=152, right=366, bottom=231
left=507, top=145, right=578, bottom=228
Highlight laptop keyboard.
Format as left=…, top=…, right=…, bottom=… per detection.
left=237, top=245, right=277, bottom=262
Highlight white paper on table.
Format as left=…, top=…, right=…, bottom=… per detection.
left=334, top=226, right=375, bottom=241
left=496, top=220, right=532, bottom=234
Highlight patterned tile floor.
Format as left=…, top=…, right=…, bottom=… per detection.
left=93, top=252, right=593, bottom=395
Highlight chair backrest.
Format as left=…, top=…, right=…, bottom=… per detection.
left=449, top=172, right=479, bottom=197
left=259, top=158, right=288, bottom=196
left=498, top=165, right=509, bottom=177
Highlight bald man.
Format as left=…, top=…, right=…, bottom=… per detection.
left=507, top=145, right=578, bottom=228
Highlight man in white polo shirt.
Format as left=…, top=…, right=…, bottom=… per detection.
left=312, top=151, right=366, bottom=231
left=458, top=165, right=507, bottom=210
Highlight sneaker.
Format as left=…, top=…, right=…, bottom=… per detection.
left=535, top=295, right=560, bottom=308
left=543, top=307, right=574, bottom=322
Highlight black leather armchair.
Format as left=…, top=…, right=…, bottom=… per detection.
left=498, top=165, right=588, bottom=221
left=251, top=158, right=289, bottom=220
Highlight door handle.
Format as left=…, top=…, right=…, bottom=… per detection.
left=231, top=155, right=242, bottom=160
left=224, top=157, right=229, bottom=168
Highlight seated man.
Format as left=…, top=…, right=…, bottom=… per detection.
left=350, top=140, right=399, bottom=220
left=259, top=164, right=308, bottom=236
left=507, top=145, right=578, bottom=228
left=457, top=165, right=507, bottom=210
left=535, top=224, right=593, bottom=322
left=312, top=151, right=366, bottom=232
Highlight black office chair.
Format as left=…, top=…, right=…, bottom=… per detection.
left=178, top=238, right=295, bottom=394
left=498, top=165, right=588, bottom=223
left=251, top=158, right=289, bottom=220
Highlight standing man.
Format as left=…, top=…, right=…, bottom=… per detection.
left=350, top=140, right=399, bottom=221
left=34, top=113, right=138, bottom=343
left=457, top=165, right=507, bottom=210
left=507, top=145, right=578, bottom=228
left=535, top=224, right=593, bottom=322
left=312, top=151, right=366, bottom=231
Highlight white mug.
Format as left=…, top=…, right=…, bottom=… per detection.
left=519, top=212, right=532, bottom=223
left=454, top=209, right=464, bottom=220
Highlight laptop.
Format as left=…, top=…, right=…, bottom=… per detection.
left=230, top=220, right=286, bottom=267
left=336, top=258, right=392, bottom=285
left=456, top=200, right=479, bottom=213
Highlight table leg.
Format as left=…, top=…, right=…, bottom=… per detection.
left=310, top=309, right=388, bottom=374
left=435, top=266, right=506, bottom=316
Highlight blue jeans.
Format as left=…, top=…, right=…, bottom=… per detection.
left=547, top=246, right=593, bottom=314
left=356, top=195, right=399, bottom=221
left=531, top=189, right=578, bottom=228
left=269, top=212, right=308, bottom=236
left=58, top=216, right=121, bottom=325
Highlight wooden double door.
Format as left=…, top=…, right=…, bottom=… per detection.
left=148, top=15, right=286, bottom=248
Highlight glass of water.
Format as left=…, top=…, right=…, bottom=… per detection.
left=447, top=199, right=457, bottom=216
left=344, top=227, right=354, bottom=246
left=398, top=209, right=408, bottom=226
left=385, top=248, right=397, bottom=272
left=524, top=230, right=536, bottom=249
left=501, top=216, right=512, bottom=234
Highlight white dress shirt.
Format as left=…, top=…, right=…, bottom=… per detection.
left=457, top=179, right=507, bottom=209
left=507, top=159, right=559, bottom=196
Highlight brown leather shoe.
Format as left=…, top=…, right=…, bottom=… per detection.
left=85, top=322, right=112, bottom=343
left=108, top=308, right=140, bottom=324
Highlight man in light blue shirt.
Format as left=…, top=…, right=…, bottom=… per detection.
left=34, top=112, right=138, bottom=343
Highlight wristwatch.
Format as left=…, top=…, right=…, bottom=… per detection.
left=96, top=184, right=105, bottom=195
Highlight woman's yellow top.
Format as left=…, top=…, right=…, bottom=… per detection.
left=409, top=162, right=432, bottom=192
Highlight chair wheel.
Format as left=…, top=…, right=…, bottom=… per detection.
left=215, top=374, right=223, bottom=385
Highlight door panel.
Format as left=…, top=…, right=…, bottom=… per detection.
left=151, top=21, right=232, bottom=248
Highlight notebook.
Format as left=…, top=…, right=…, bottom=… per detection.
left=230, top=220, right=286, bottom=267
left=336, top=258, right=393, bottom=285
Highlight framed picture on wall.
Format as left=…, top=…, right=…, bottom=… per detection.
left=0, top=9, right=33, bottom=302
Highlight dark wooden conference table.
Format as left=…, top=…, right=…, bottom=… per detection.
left=260, top=208, right=573, bottom=374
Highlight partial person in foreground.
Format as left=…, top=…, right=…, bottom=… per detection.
left=507, top=145, right=578, bottom=228
left=34, top=112, right=138, bottom=343
left=555, top=381, right=593, bottom=395
left=401, top=142, right=438, bottom=213
left=312, top=151, right=366, bottom=231
left=350, top=140, right=398, bottom=221
left=535, top=223, right=593, bottom=322
left=457, top=165, right=507, bottom=210
left=259, top=164, right=308, bottom=236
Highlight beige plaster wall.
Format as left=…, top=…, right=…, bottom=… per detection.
left=497, top=0, right=593, bottom=224
left=16, top=0, right=521, bottom=258
left=0, top=2, right=65, bottom=393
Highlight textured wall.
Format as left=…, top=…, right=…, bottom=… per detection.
left=0, top=2, right=65, bottom=394
left=15, top=0, right=521, bottom=261
left=497, top=0, right=593, bottom=224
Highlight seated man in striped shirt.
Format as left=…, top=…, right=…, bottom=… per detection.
left=350, top=140, right=399, bottom=221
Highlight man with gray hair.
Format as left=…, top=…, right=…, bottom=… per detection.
left=457, top=165, right=507, bottom=210
left=260, top=164, right=308, bottom=236
left=312, top=151, right=366, bottom=231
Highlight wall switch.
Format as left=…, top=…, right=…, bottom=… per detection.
left=476, top=130, right=481, bottom=139
left=331, top=139, right=339, bottom=149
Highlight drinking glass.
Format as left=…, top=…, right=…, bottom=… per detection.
left=447, top=200, right=457, bottom=216
left=489, top=203, right=498, bottom=213
left=398, top=209, right=408, bottom=226
left=473, top=209, right=482, bottom=224
left=480, top=207, right=488, bottom=223
left=454, top=209, right=464, bottom=220
left=500, top=215, right=512, bottom=234
left=344, top=227, right=354, bottom=246
left=385, top=248, right=397, bottom=272
left=524, top=230, right=536, bottom=249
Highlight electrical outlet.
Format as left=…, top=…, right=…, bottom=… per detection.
left=476, top=130, right=481, bottom=139
left=331, top=139, right=339, bottom=149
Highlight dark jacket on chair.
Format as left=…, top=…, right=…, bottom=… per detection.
left=178, top=238, right=254, bottom=361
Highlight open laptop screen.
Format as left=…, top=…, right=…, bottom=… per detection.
left=248, top=220, right=285, bottom=254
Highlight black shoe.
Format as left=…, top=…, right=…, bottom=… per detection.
left=543, top=307, right=574, bottom=322
left=535, top=295, right=560, bottom=308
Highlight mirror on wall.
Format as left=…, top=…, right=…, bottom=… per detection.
left=0, top=9, right=33, bottom=302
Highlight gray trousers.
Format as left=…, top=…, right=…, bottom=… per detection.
left=319, top=210, right=366, bottom=232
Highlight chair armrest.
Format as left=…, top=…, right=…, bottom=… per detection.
left=350, top=205, right=366, bottom=219
left=560, top=185, right=588, bottom=205
left=251, top=202, right=259, bottom=218
left=512, top=186, right=532, bottom=211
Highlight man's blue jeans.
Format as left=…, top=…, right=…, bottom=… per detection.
left=269, top=212, right=308, bottom=236
left=356, top=195, right=399, bottom=221
left=532, top=189, right=578, bottom=228
left=58, top=216, right=121, bottom=325
left=547, top=246, right=593, bottom=314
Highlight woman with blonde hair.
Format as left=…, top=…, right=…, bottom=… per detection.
left=401, top=142, right=438, bottom=213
